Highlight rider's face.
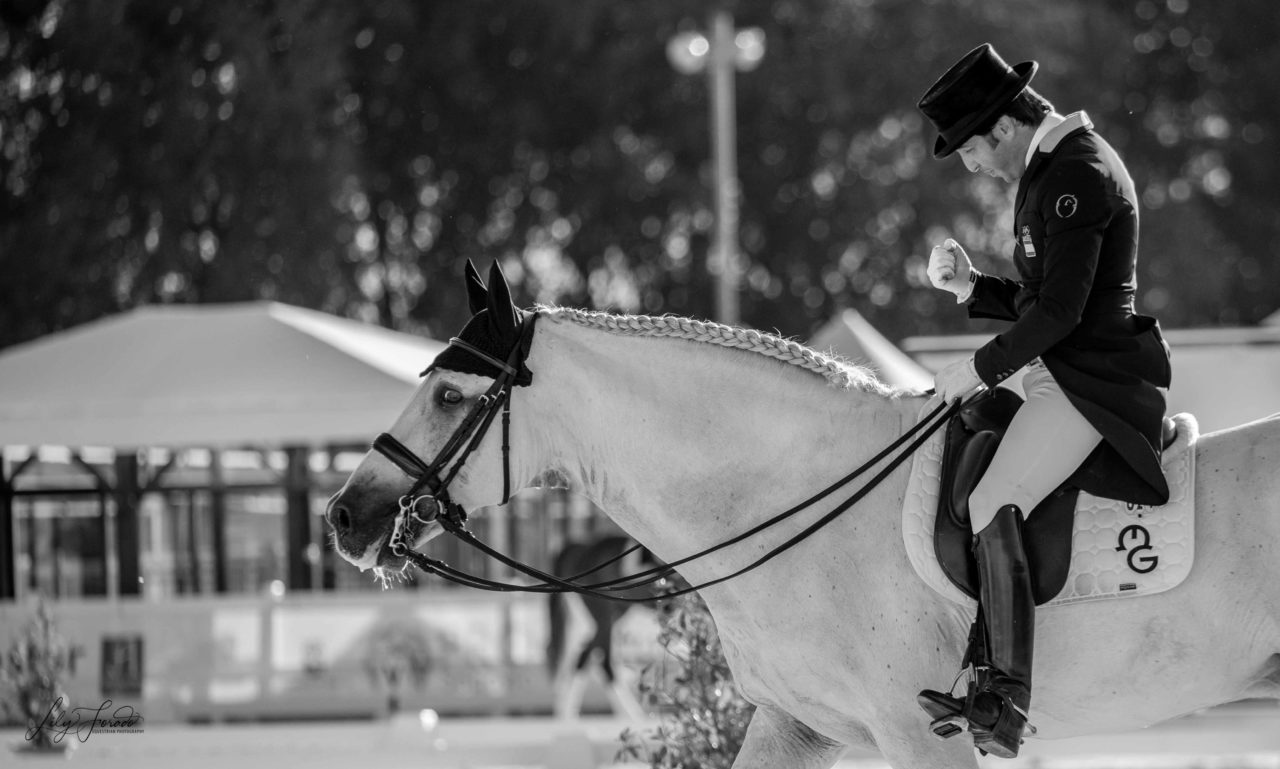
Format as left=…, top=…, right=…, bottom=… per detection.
left=957, top=126, right=1022, bottom=183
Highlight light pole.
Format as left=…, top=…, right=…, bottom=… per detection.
left=667, top=12, right=765, bottom=326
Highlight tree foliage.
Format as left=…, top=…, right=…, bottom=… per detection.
left=0, top=601, right=81, bottom=750
left=2, top=0, right=1275, bottom=351
left=620, top=592, right=754, bottom=769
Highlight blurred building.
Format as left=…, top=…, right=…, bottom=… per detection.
left=0, top=303, right=634, bottom=722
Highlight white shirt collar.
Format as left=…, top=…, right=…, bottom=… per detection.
left=1025, top=112, right=1066, bottom=167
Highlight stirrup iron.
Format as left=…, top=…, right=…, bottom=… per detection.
left=917, top=674, right=975, bottom=741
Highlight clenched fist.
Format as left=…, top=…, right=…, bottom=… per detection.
left=927, top=238, right=975, bottom=301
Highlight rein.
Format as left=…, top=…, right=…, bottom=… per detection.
left=372, top=310, right=958, bottom=603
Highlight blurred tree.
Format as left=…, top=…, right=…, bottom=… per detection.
left=1032, top=0, right=1279, bottom=328
left=1115, top=0, right=1279, bottom=326
left=0, top=0, right=357, bottom=347
left=1, top=0, right=1276, bottom=352
left=330, top=0, right=719, bottom=336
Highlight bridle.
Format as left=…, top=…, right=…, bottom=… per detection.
left=368, top=308, right=958, bottom=603
left=372, top=313, right=539, bottom=557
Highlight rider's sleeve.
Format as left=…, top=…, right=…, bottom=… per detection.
left=966, top=273, right=1021, bottom=321
left=972, top=159, right=1110, bottom=386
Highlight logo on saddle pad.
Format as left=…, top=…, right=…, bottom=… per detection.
left=902, top=406, right=1199, bottom=609
left=1116, top=520, right=1157, bottom=575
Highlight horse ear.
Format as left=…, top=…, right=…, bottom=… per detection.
left=464, top=260, right=487, bottom=315
left=486, top=260, right=519, bottom=337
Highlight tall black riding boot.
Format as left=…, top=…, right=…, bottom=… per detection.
left=916, top=504, right=1035, bottom=754
left=968, top=503, right=1034, bottom=758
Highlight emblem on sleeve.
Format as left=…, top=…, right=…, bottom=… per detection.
left=1055, top=194, right=1078, bottom=218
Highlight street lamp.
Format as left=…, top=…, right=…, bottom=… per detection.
left=667, top=12, right=765, bottom=326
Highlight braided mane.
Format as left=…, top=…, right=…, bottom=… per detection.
left=539, top=306, right=901, bottom=395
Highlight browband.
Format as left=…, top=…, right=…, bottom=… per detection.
left=447, top=337, right=517, bottom=377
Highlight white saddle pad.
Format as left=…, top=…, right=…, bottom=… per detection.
left=902, top=402, right=1199, bottom=608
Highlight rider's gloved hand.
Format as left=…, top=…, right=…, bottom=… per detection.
left=927, top=238, right=978, bottom=303
left=933, top=356, right=984, bottom=403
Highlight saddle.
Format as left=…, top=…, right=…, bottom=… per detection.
left=935, top=388, right=1177, bottom=605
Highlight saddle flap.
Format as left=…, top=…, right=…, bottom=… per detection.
left=1022, top=490, right=1076, bottom=603
left=947, top=430, right=1000, bottom=528
left=934, top=390, right=1078, bottom=606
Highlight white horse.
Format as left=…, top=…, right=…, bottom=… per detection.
left=327, top=267, right=1280, bottom=769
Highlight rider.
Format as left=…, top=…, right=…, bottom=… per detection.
left=914, top=44, right=1172, bottom=757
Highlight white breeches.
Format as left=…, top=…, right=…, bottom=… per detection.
left=968, top=360, right=1102, bottom=533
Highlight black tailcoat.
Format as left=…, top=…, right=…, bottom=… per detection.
left=967, top=112, right=1172, bottom=505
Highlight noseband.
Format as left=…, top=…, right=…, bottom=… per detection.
left=372, top=313, right=539, bottom=556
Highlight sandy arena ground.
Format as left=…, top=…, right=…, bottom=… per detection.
left=3, top=702, right=1278, bottom=769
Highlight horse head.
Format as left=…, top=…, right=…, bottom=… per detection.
left=326, top=260, right=536, bottom=577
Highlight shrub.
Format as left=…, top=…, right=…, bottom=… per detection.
left=0, top=601, right=81, bottom=751
left=619, top=592, right=754, bottom=769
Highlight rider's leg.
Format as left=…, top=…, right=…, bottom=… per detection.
left=919, top=363, right=1104, bottom=752
left=963, top=362, right=1102, bottom=757
left=967, top=362, right=1104, bottom=531
left=964, top=503, right=1033, bottom=757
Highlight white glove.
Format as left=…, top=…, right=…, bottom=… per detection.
left=934, top=357, right=984, bottom=402
left=927, top=238, right=976, bottom=302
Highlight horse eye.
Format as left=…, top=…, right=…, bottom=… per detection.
left=437, top=387, right=464, bottom=407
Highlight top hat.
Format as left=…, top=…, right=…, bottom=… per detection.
left=917, top=44, right=1038, bottom=158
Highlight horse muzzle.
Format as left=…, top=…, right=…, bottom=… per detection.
left=325, top=487, right=408, bottom=570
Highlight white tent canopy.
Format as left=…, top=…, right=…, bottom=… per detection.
left=810, top=309, right=934, bottom=391
left=0, top=302, right=445, bottom=449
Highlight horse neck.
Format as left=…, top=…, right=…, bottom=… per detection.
left=512, top=313, right=920, bottom=581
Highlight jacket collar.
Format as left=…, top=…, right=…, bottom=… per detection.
left=1035, top=111, right=1092, bottom=156
left=1024, top=113, right=1064, bottom=167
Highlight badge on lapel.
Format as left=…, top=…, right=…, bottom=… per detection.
left=1021, top=224, right=1038, bottom=259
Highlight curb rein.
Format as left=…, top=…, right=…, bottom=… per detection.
left=370, top=310, right=959, bottom=603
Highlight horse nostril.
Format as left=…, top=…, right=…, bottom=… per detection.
left=328, top=502, right=352, bottom=535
